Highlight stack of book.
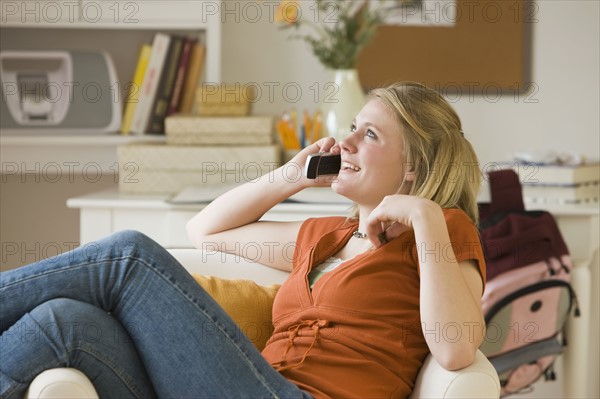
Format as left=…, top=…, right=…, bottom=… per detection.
left=502, top=162, right=600, bottom=204
left=117, top=143, right=279, bottom=194
left=118, top=80, right=279, bottom=194
left=120, top=32, right=206, bottom=135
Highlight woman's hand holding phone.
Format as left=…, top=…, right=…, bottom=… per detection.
left=289, top=137, right=341, bottom=187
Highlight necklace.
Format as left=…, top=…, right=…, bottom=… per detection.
left=352, top=229, right=368, bottom=239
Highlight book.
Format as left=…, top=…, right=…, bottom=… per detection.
left=119, top=44, right=151, bottom=135
left=117, top=143, right=281, bottom=194
left=522, top=181, right=600, bottom=204
left=130, top=33, right=171, bottom=135
left=165, top=115, right=273, bottom=145
left=118, top=143, right=280, bottom=170
left=179, top=43, right=206, bottom=114
left=194, top=84, right=253, bottom=116
left=167, top=37, right=195, bottom=116
left=196, top=102, right=251, bottom=116
left=501, top=161, right=600, bottom=185
left=119, top=170, right=242, bottom=194
left=195, top=84, right=254, bottom=104
left=147, top=36, right=184, bottom=134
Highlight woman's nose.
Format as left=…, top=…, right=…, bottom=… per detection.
left=339, top=133, right=357, bottom=153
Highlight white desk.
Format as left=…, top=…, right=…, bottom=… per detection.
left=66, top=188, right=353, bottom=248
left=67, top=189, right=599, bottom=398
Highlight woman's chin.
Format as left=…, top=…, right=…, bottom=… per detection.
left=331, top=178, right=357, bottom=201
left=330, top=179, right=344, bottom=194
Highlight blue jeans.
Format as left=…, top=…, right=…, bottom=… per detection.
left=0, top=230, right=311, bottom=399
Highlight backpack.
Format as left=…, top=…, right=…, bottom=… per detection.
left=478, top=169, right=580, bottom=396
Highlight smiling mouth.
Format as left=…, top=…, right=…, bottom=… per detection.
left=341, top=161, right=361, bottom=172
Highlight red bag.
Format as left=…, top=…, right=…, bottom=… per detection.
left=479, top=170, right=570, bottom=281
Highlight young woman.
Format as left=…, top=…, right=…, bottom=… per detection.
left=0, top=82, right=486, bottom=399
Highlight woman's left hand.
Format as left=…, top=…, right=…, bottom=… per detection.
left=365, top=195, right=442, bottom=248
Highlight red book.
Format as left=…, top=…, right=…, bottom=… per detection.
left=167, top=37, right=196, bottom=116
left=147, top=36, right=184, bottom=134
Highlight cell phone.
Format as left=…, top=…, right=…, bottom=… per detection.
left=304, top=153, right=342, bottom=179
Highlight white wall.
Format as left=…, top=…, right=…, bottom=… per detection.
left=220, top=0, right=600, bottom=167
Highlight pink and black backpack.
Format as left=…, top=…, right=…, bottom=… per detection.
left=478, top=169, right=580, bottom=396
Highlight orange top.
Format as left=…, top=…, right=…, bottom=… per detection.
left=261, top=209, right=486, bottom=398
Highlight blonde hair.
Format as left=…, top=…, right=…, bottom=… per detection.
left=353, top=82, right=481, bottom=224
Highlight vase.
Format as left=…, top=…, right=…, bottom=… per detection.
left=322, top=69, right=365, bottom=142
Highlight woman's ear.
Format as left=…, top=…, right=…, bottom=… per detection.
left=404, top=171, right=415, bottom=182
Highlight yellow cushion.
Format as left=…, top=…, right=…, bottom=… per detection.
left=192, top=274, right=280, bottom=351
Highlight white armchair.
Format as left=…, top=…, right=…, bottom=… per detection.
left=26, top=249, right=500, bottom=399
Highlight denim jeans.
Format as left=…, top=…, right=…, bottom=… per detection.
left=0, top=230, right=312, bottom=399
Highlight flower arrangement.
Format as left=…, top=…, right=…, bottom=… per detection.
left=275, top=0, right=422, bottom=70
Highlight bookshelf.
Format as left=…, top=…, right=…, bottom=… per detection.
left=0, top=0, right=221, bottom=165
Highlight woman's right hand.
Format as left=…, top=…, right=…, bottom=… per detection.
left=186, top=136, right=341, bottom=271
left=288, top=137, right=341, bottom=188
